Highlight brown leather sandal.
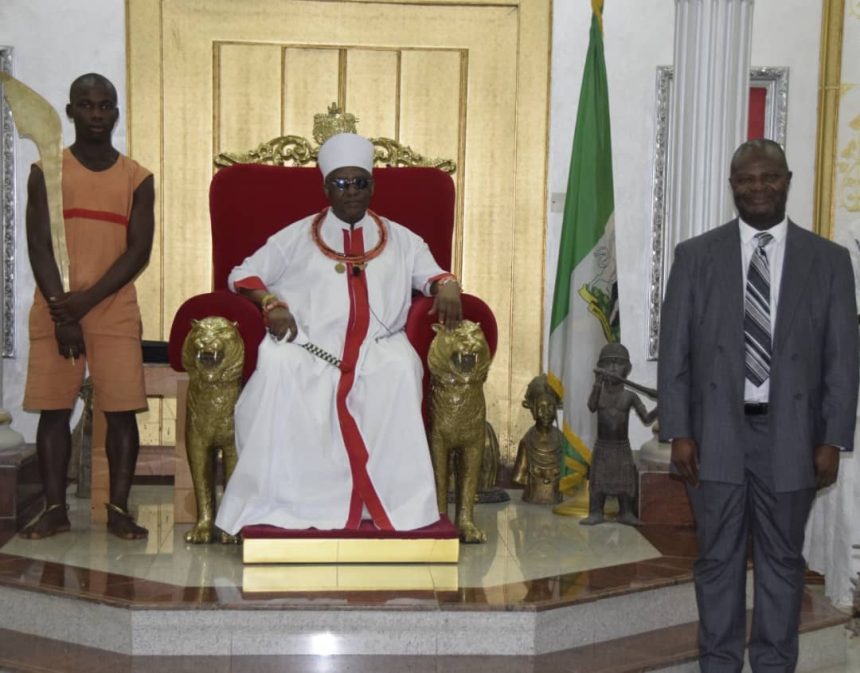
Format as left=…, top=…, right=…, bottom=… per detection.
left=18, top=503, right=71, bottom=539
left=105, top=503, right=148, bottom=540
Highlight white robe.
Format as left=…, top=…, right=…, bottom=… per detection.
left=215, top=210, right=444, bottom=533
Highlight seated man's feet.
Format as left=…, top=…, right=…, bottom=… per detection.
left=19, top=503, right=71, bottom=539
left=106, top=503, right=148, bottom=540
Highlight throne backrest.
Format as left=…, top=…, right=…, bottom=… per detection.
left=209, top=164, right=456, bottom=288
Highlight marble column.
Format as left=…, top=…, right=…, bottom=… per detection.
left=646, top=0, right=754, bottom=466
left=667, top=0, right=754, bottom=251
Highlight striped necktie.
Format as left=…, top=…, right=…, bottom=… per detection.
left=744, top=232, right=774, bottom=386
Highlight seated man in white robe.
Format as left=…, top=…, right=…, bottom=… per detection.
left=215, top=133, right=462, bottom=533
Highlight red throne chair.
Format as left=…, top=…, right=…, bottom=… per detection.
left=167, top=162, right=497, bottom=563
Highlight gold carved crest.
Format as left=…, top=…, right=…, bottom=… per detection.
left=214, top=103, right=455, bottom=173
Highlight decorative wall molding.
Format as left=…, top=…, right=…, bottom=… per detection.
left=0, top=47, right=15, bottom=359
left=814, top=0, right=847, bottom=240
left=837, top=114, right=860, bottom=213
left=646, top=65, right=789, bottom=360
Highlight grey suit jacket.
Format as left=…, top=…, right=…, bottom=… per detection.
left=658, top=219, right=858, bottom=492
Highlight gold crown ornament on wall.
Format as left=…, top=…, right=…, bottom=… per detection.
left=312, top=103, right=359, bottom=144
left=214, top=103, right=455, bottom=173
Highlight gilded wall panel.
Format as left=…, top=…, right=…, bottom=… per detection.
left=399, top=49, right=466, bottom=274
left=398, top=50, right=463, bottom=172
left=283, top=48, right=341, bottom=139
left=344, top=49, right=400, bottom=139
left=508, top=0, right=551, bottom=440
left=215, top=44, right=284, bottom=155
left=126, top=0, right=164, bottom=342
left=160, top=9, right=216, bottom=334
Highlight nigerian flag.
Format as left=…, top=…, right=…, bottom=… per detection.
left=547, top=0, right=619, bottom=494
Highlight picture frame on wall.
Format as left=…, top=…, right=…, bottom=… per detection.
left=646, top=66, right=789, bottom=360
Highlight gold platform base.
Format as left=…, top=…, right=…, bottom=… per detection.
left=243, top=563, right=459, bottom=592
left=553, top=479, right=591, bottom=517
left=242, top=536, right=460, bottom=564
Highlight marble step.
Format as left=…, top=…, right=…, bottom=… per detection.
left=0, top=575, right=846, bottom=662
left=0, top=593, right=849, bottom=672
left=0, top=577, right=700, bottom=656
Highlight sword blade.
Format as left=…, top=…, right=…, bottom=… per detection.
left=0, top=73, right=68, bottom=290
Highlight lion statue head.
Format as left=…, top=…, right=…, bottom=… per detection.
left=428, top=320, right=491, bottom=384
left=181, top=316, right=244, bottom=384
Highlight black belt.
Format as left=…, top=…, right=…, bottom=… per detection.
left=744, top=403, right=769, bottom=416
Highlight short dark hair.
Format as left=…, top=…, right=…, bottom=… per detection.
left=730, top=139, right=788, bottom=174
left=69, top=73, right=117, bottom=104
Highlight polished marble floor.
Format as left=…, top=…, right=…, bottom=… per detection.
left=0, top=488, right=852, bottom=673
left=0, top=487, right=665, bottom=596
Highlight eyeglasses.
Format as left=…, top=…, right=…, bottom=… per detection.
left=327, top=176, right=374, bottom=192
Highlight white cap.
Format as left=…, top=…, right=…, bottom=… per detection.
left=317, top=133, right=374, bottom=179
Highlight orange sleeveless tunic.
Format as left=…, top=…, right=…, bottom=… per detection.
left=29, top=149, right=151, bottom=339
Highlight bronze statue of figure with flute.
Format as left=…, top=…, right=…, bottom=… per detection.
left=580, top=343, right=657, bottom=526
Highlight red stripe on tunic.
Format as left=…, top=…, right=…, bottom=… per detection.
left=426, top=272, right=457, bottom=294
left=428, top=272, right=456, bottom=284
left=233, top=276, right=267, bottom=291
left=63, top=208, right=128, bottom=226
left=335, top=227, right=394, bottom=531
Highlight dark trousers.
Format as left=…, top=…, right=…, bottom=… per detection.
left=686, top=414, right=816, bottom=673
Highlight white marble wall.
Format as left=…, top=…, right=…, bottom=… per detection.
left=0, top=0, right=846, bottom=448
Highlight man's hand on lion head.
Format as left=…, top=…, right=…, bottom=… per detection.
left=429, top=279, right=462, bottom=331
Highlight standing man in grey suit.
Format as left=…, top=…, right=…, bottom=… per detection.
left=658, top=139, right=858, bottom=673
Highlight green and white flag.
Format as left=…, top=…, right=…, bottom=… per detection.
left=547, top=0, right=619, bottom=494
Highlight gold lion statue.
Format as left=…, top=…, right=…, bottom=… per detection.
left=181, top=317, right=244, bottom=544
left=428, top=320, right=492, bottom=543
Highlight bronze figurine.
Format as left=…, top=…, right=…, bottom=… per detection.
left=581, top=343, right=657, bottom=526
left=513, top=375, right=563, bottom=504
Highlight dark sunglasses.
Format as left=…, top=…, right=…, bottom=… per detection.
left=327, top=176, right=374, bottom=192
